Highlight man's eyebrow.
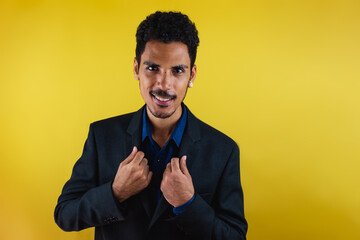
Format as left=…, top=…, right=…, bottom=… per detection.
left=143, top=61, right=160, bottom=67
left=173, top=64, right=188, bottom=69
left=143, top=62, right=189, bottom=69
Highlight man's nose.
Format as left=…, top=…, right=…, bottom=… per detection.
left=157, top=71, right=171, bottom=89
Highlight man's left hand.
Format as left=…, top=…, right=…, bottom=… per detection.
left=160, top=156, right=195, bottom=207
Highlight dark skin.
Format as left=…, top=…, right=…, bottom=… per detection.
left=112, top=41, right=196, bottom=207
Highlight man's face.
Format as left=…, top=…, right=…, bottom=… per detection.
left=134, top=40, right=196, bottom=119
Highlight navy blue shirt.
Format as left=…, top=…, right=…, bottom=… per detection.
left=141, top=105, right=194, bottom=215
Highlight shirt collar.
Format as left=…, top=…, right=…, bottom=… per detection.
left=142, top=104, right=187, bottom=147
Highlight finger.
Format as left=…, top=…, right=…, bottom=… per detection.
left=162, top=164, right=169, bottom=178
left=146, top=171, right=153, bottom=185
left=171, top=157, right=180, bottom=172
left=133, top=151, right=145, bottom=165
left=140, top=157, right=148, bottom=167
left=122, top=146, right=138, bottom=165
left=180, top=155, right=190, bottom=176
left=165, top=162, right=172, bottom=173
left=144, top=163, right=150, bottom=175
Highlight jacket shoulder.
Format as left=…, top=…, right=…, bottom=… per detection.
left=91, top=111, right=136, bottom=133
left=191, top=114, right=238, bottom=150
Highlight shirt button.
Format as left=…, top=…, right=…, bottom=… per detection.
left=157, top=159, right=160, bottom=162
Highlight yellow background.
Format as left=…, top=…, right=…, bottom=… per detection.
left=1, top=0, right=359, bottom=239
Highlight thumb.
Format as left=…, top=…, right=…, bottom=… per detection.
left=180, top=156, right=190, bottom=176
left=122, top=146, right=138, bottom=165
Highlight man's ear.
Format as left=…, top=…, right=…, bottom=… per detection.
left=189, top=64, right=197, bottom=87
left=133, top=58, right=140, bottom=80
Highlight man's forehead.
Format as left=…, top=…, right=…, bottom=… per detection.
left=141, top=40, right=190, bottom=66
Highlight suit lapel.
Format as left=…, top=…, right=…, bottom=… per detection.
left=125, top=106, right=154, bottom=219
left=126, top=105, right=144, bottom=148
left=178, top=106, right=201, bottom=177
left=148, top=106, right=201, bottom=230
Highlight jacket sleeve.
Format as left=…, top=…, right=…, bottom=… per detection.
left=54, top=123, right=125, bottom=231
left=168, top=143, right=248, bottom=239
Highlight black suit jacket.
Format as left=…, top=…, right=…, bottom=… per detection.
left=54, top=105, right=247, bottom=239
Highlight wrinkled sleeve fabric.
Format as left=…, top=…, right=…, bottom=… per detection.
left=54, top=123, right=125, bottom=231
left=167, top=143, right=248, bottom=239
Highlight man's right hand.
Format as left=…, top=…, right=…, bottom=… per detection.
left=112, top=146, right=153, bottom=203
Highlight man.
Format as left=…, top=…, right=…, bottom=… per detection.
left=55, top=11, right=247, bottom=239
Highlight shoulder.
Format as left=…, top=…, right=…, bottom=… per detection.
left=89, top=106, right=143, bottom=134
left=92, top=112, right=134, bottom=129
left=198, top=118, right=235, bottom=145
left=187, top=108, right=238, bottom=153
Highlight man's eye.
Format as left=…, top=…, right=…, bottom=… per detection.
left=147, top=66, right=158, bottom=71
left=173, top=67, right=184, bottom=74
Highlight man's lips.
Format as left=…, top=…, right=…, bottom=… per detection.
left=153, top=94, right=172, bottom=102
left=150, top=91, right=176, bottom=106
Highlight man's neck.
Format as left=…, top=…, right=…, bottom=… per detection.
left=146, top=106, right=182, bottom=148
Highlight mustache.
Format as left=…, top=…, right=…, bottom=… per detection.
left=150, top=90, right=176, bottom=99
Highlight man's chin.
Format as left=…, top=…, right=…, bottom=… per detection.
left=148, top=106, right=175, bottom=119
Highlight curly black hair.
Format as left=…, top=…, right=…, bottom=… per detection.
left=135, top=11, right=200, bottom=69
